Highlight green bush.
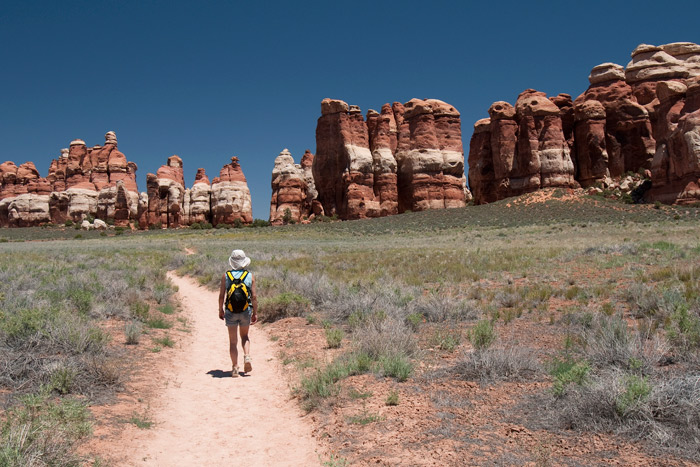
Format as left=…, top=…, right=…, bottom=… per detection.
left=129, top=301, right=150, bottom=321
left=616, top=374, right=652, bottom=416
left=379, top=354, right=413, bottom=382
left=251, top=219, right=270, bottom=228
left=386, top=390, right=399, bottom=406
left=233, top=219, right=243, bottom=229
left=325, top=328, right=344, bottom=348
left=469, top=320, right=496, bottom=350
left=146, top=317, right=171, bottom=329
left=429, top=327, right=461, bottom=351
left=550, top=356, right=590, bottom=396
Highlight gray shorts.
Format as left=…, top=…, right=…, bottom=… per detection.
left=224, top=310, right=251, bottom=327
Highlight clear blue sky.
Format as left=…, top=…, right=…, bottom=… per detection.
left=2, top=0, right=699, bottom=220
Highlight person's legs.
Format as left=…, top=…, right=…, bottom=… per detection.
left=227, top=324, right=239, bottom=376
left=240, top=325, right=252, bottom=372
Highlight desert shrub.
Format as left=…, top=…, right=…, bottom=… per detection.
left=0, top=390, right=92, bottom=466
left=405, top=312, right=423, bottom=331
left=352, top=316, right=417, bottom=360
left=129, top=301, right=150, bottom=321
left=667, top=304, right=700, bottom=352
left=493, top=289, right=519, bottom=308
left=553, top=370, right=700, bottom=460
left=386, top=390, right=399, bottom=406
left=233, top=219, right=244, bottom=229
left=297, top=352, right=372, bottom=410
left=615, top=374, right=652, bottom=416
left=325, top=328, right=344, bottom=348
left=153, top=282, right=174, bottom=304
left=409, top=295, right=480, bottom=323
left=455, top=346, right=542, bottom=383
left=549, top=356, right=590, bottom=397
left=258, top=292, right=310, bottom=323
left=429, top=326, right=462, bottom=351
left=469, top=319, right=496, bottom=350
left=583, top=315, right=666, bottom=373
left=125, top=321, right=142, bottom=345
left=625, top=283, right=661, bottom=317
left=282, top=208, right=293, bottom=225
left=378, top=353, right=413, bottom=382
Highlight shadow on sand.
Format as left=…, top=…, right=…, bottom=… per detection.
left=207, top=369, right=249, bottom=378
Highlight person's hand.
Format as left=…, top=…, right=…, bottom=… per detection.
left=219, top=310, right=224, bottom=320
left=251, top=312, right=258, bottom=325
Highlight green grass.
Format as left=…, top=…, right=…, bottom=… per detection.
left=153, top=335, right=175, bottom=348
left=145, top=317, right=172, bottom=329
left=346, top=410, right=382, bottom=425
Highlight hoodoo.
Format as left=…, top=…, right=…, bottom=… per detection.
left=468, top=42, right=700, bottom=205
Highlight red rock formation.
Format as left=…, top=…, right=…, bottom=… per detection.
left=647, top=77, right=700, bottom=203
left=185, top=168, right=212, bottom=225
left=311, top=97, right=465, bottom=220
left=395, top=98, right=467, bottom=211
left=313, top=99, right=380, bottom=219
left=211, top=157, right=253, bottom=226
left=147, top=155, right=185, bottom=228
left=467, top=119, right=495, bottom=204
left=367, top=104, right=399, bottom=216
left=1, top=132, right=140, bottom=227
left=270, top=149, right=310, bottom=225
left=470, top=42, right=700, bottom=205
left=468, top=92, right=577, bottom=204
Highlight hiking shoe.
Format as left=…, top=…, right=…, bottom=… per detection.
left=232, top=366, right=239, bottom=377
left=243, top=356, right=252, bottom=373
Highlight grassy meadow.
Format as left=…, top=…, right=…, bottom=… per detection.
left=1, top=192, right=699, bottom=464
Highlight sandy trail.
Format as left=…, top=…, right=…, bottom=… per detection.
left=120, top=272, right=321, bottom=466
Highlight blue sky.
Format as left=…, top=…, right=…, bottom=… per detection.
left=2, top=0, right=699, bottom=220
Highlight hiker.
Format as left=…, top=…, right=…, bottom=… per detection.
left=218, top=249, right=258, bottom=377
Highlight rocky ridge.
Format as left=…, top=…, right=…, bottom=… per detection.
left=0, top=133, right=253, bottom=228
left=469, top=42, right=700, bottom=205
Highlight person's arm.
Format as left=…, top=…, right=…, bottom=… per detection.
left=218, top=274, right=226, bottom=320
left=250, top=274, right=258, bottom=324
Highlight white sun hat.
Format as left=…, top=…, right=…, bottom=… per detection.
left=228, top=249, right=251, bottom=270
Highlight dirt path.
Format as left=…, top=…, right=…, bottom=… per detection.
left=119, top=272, right=322, bottom=466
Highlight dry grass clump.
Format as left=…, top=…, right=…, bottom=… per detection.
left=553, top=370, right=700, bottom=460
left=455, top=346, right=542, bottom=383
left=583, top=315, right=667, bottom=373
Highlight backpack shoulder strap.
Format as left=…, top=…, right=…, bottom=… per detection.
left=240, top=270, right=249, bottom=281
left=226, top=271, right=235, bottom=282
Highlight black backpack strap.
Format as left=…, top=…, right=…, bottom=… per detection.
left=226, top=271, right=234, bottom=282
left=239, top=270, right=249, bottom=282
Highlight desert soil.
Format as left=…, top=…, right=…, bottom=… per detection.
left=95, top=272, right=323, bottom=466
